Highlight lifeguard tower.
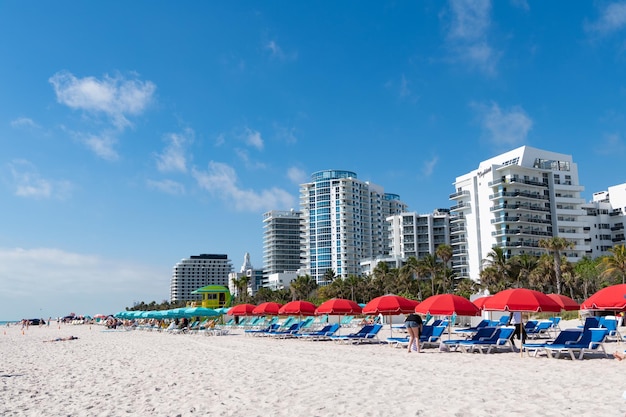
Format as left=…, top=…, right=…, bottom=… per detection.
left=190, top=285, right=232, bottom=309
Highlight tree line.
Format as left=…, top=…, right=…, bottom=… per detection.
left=129, top=240, right=626, bottom=310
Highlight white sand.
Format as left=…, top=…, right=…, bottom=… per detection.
left=1, top=320, right=625, bottom=417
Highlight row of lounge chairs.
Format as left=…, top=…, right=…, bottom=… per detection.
left=522, top=325, right=609, bottom=360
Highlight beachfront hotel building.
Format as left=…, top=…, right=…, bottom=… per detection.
left=387, top=209, right=452, bottom=260
left=449, top=146, right=588, bottom=281
left=170, top=254, right=233, bottom=303
left=580, top=183, right=626, bottom=257
left=300, top=169, right=407, bottom=284
left=262, top=209, right=303, bottom=278
left=360, top=209, right=453, bottom=276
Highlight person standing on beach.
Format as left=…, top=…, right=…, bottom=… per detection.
left=508, top=311, right=526, bottom=345
left=404, top=313, right=423, bottom=354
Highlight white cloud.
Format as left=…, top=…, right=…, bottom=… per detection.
left=49, top=71, right=155, bottom=160
left=147, top=179, right=186, bottom=195
left=49, top=71, right=155, bottom=129
left=422, top=156, right=439, bottom=177
left=274, top=123, right=298, bottom=144
left=192, top=161, right=296, bottom=212
left=472, top=101, right=533, bottom=146
left=287, top=166, right=307, bottom=184
left=234, top=148, right=267, bottom=170
left=155, top=128, right=194, bottom=173
left=586, top=2, right=626, bottom=35
left=0, top=247, right=167, bottom=320
left=10, top=117, right=39, bottom=129
left=595, top=132, right=626, bottom=155
left=7, top=159, right=72, bottom=199
left=444, top=0, right=500, bottom=75
left=81, top=132, right=119, bottom=161
left=244, top=128, right=264, bottom=150
left=510, top=0, right=529, bottom=11
left=265, top=40, right=298, bottom=61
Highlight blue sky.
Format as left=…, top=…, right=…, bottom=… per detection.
left=2, top=1, right=626, bottom=320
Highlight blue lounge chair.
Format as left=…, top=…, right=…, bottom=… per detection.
left=457, top=327, right=515, bottom=354
left=598, top=317, right=622, bottom=341
left=544, top=328, right=609, bottom=360
left=453, top=319, right=492, bottom=337
left=244, top=323, right=280, bottom=336
left=388, top=325, right=447, bottom=350
left=331, top=324, right=383, bottom=344
left=522, top=329, right=582, bottom=357
left=525, top=321, right=553, bottom=339
left=444, top=327, right=497, bottom=351
left=295, top=323, right=340, bottom=340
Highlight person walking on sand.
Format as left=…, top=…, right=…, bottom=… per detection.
left=405, top=313, right=423, bottom=354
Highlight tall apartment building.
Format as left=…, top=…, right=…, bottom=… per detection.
left=387, top=209, right=451, bottom=259
left=300, top=169, right=407, bottom=284
left=450, top=146, right=588, bottom=281
left=262, top=209, right=303, bottom=278
left=170, top=254, right=233, bottom=303
left=581, top=183, right=626, bottom=256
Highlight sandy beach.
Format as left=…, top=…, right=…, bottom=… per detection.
left=2, top=320, right=626, bottom=417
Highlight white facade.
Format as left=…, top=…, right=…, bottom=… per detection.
left=262, top=209, right=303, bottom=278
left=582, top=182, right=626, bottom=256
left=450, top=146, right=588, bottom=280
left=266, top=271, right=298, bottom=291
left=229, top=253, right=265, bottom=296
left=387, top=209, right=451, bottom=259
left=170, top=254, right=233, bottom=302
left=300, top=169, right=407, bottom=284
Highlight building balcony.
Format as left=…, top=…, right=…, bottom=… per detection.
left=491, top=229, right=551, bottom=238
left=489, top=191, right=548, bottom=201
left=490, top=203, right=550, bottom=213
left=450, top=202, right=471, bottom=212
left=449, top=190, right=470, bottom=199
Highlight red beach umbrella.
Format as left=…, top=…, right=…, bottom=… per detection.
left=362, top=294, right=419, bottom=338
left=483, top=288, right=561, bottom=313
left=580, top=284, right=626, bottom=310
left=472, top=296, right=492, bottom=310
left=278, top=300, right=317, bottom=316
left=315, top=298, right=362, bottom=315
left=415, top=294, right=481, bottom=316
left=546, top=293, right=579, bottom=311
left=484, top=288, right=561, bottom=357
left=252, top=302, right=283, bottom=316
left=362, top=294, right=418, bottom=315
left=227, top=303, right=256, bottom=316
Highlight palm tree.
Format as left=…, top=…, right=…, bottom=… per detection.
left=574, top=256, right=602, bottom=300
left=481, top=246, right=512, bottom=291
left=510, top=253, right=538, bottom=288
left=323, top=268, right=337, bottom=285
left=419, top=254, right=440, bottom=297
left=289, top=274, right=318, bottom=301
left=599, top=244, right=626, bottom=285
left=435, top=244, right=454, bottom=292
left=539, top=237, right=574, bottom=294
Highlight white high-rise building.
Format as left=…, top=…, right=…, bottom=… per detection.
left=450, top=146, right=588, bottom=281
left=300, top=169, right=407, bottom=284
left=170, top=254, right=233, bottom=302
left=262, top=209, right=303, bottom=278
left=581, top=182, right=626, bottom=256
left=387, top=209, right=452, bottom=260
